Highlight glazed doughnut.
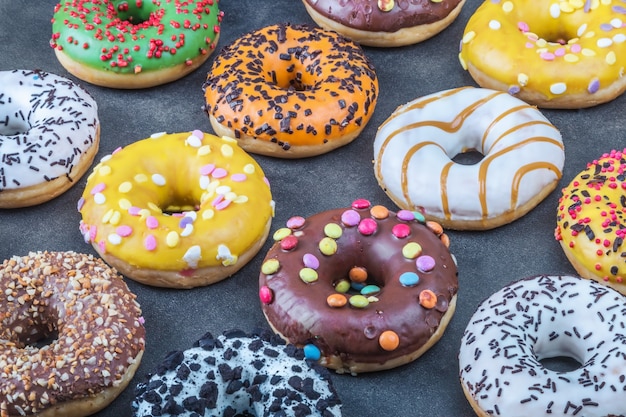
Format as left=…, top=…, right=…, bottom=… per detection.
left=373, top=87, right=565, bottom=231
left=258, top=199, right=458, bottom=374
left=202, top=22, right=379, bottom=158
left=459, top=0, right=626, bottom=109
left=302, top=0, right=466, bottom=47
left=0, top=69, right=100, bottom=209
left=0, top=251, right=145, bottom=417
left=555, top=148, right=626, bottom=294
left=459, top=274, right=626, bottom=417
left=132, top=329, right=342, bottom=416
left=51, top=0, right=223, bottom=89
left=78, top=130, right=274, bottom=289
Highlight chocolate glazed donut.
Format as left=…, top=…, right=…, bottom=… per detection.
left=302, top=0, right=466, bottom=47
left=259, top=199, right=458, bottom=374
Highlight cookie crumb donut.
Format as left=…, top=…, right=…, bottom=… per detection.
left=0, top=251, right=145, bottom=417
left=51, top=0, right=223, bottom=89
left=459, top=274, right=626, bottom=417
left=203, top=22, right=378, bottom=158
left=302, top=0, right=466, bottom=47
left=132, top=329, right=342, bottom=417
left=0, top=69, right=100, bottom=208
left=555, top=148, right=626, bottom=294
left=259, top=199, right=458, bottom=374
left=374, top=87, right=565, bottom=230
left=459, top=0, right=626, bottom=108
left=78, top=131, right=274, bottom=288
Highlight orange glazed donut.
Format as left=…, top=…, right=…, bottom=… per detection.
left=0, top=251, right=145, bottom=417
left=51, top=0, right=223, bottom=89
left=259, top=199, right=458, bottom=374
left=555, top=148, right=626, bottom=294
left=78, top=131, right=274, bottom=289
left=459, top=0, right=626, bottom=108
left=203, top=23, right=379, bottom=158
left=302, top=0, right=466, bottom=47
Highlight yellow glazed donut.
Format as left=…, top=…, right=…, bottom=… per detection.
left=459, top=0, right=626, bottom=109
left=78, top=131, right=274, bottom=289
left=555, top=148, right=626, bottom=294
left=374, top=87, right=565, bottom=230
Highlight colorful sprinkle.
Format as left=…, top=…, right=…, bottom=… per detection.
left=324, top=223, right=343, bottom=239
left=259, top=285, right=273, bottom=304
left=303, top=344, right=321, bottom=361
left=299, top=267, right=318, bottom=283
left=341, top=209, right=361, bottom=227
left=379, top=330, right=400, bottom=351
left=399, top=272, right=420, bottom=287
left=303, top=253, right=320, bottom=269
left=419, top=290, right=437, bottom=309
left=358, top=218, right=377, bottom=235
left=349, top=294, right=369, bottom=308
left=416, top=255, right=436, bottom=272
left=262, top=259, right=280, bottom=275
left=327, top=293, right=348, bottom=308
left=319, top=237, right=337, bottom=255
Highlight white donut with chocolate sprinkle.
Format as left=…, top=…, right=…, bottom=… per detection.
left=133, top=329, right=342, bottom=417
left=0, top=69, right=100, bottom=208
left=459, top=274, right=626, bottom=417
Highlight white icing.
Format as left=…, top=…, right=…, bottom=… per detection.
left=133, top=331, right=342, bottom=416
left=373, top=87, right=564, bottom=225
left=0, top=69, right=99, bottom=190
left=459, top=275, right=626, bottom=417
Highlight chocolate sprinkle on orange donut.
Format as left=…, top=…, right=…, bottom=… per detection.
left=203, top=23, right=379, bottom=158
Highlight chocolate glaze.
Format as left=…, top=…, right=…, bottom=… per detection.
left=304, top=0, right=464, bottom=32
left=0, top=251, right=145, bottom=415
left=259, top=200, right=458, bottom=369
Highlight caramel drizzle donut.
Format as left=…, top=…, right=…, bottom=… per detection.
left=78, top=131, right=275, bottom=288
left=51, top=0, right=223, bottom=88
left=259, top=199, right=458, bottom=375
left=459, top=275, right=626, bottom=417
left=202, top=22, right=379, bottom=158
left=555, top=148, right=626, bottom=293
left=0, top=69, right=100, bottom=208
left=374, top=87, right=565, bottom=230
left=302, top=0, right=466, bottom=47
left=0, top=251, right=145, bottom=417
left=459, top=0, right=626, bottom=108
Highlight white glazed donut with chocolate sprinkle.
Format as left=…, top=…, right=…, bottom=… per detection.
left=0, top=69, right=100, bottom=208
left=132, top=329, right=342, bottom=416
left=459, top=274, right=626, bottom=417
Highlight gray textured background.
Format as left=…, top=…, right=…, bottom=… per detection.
left=1, top=1, right=625, bottom=416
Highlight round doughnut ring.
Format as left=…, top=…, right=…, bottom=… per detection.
left=51, top=0, right=223, bottom=88
left=555, top=148, right=626, bottom=294
left=0, top=69, right=100, bottom=208
left=0, top=251, right=145, bottom=417
left=302, top=0, right=466, bottom=47
left=203, top=22, right=379, bottom=158
left=459, top=274, right=626, bottom=417
left=373, top=87, right=565, bottom=230
left=78, top=131, right=274, bottom=288
left=458, top=0, right=626, bottom=108
left=132, top=329, right=342, bottom=416
left=259, top=199, right=458, bottom=374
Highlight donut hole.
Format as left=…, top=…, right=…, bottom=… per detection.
left=0, top=117, right=30, bottom=136
left=267, top=68, right=310, bottom=92
left=331, top=266, right=384, bottom=301
left=451, top=148, right=484, bottom=165
left=113, top=2, right=155, bottom=25
left=538, top=355, right=582, bottom=373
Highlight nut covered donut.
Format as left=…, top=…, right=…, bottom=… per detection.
left=0, top=251, right=145, bottom=417
left=133, top=329, right=342, bottom=416
left=555, top=148, right=626, bottom=294
left=302, top=0, right=466, bottom=47
left=203, top=23, right=379, bottom=158
left=78, top=131, right=274, bottom=289
left=459, top=0, right=626, bottom=108
left=374, top=87, right=565, bottom=230
left=459, top=275, right=626, bottom=417
left=51, top=0, right=223, bottom=89
left=0, top=69, right=100, bottom=209
left=259, top=199, right=458, bottom=374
